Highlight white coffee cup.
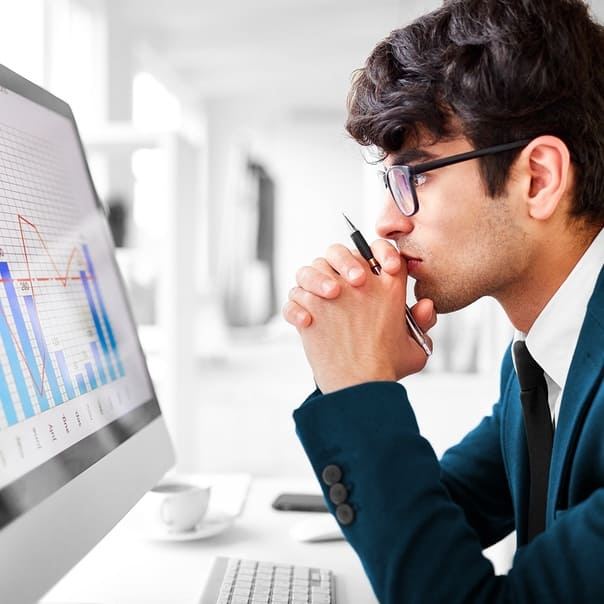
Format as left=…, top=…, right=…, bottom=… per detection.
left=143, top=478, right=211, bottom=533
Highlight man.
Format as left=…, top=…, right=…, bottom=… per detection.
left=282, top=0, right=604, bottom=601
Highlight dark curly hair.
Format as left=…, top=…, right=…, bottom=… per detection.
left=346, top=0, right=604, bottom=225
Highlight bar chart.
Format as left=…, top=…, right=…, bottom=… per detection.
left=0, top=214, right=125, bottom=428
left=0, top=115, right=156, bottom=491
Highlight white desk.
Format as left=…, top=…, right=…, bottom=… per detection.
left=42, top=476, right=377, bottom=603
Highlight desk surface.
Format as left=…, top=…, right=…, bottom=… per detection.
left=42, top=476, right=377, bottom=604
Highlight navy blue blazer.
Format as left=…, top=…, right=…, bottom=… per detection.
left=294, top=266, right=604, bottom=603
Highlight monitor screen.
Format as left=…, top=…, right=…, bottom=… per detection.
left=0, top=65, right=174, bottom=603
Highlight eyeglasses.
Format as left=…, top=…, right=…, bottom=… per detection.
left=380, top=139, right=531, bottom=216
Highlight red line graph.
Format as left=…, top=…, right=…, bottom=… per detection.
left=17, top=214, right=87, bottom=293
left=0, top=214, right=90, bottom=399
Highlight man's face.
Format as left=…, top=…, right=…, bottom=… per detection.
left=376, top=136, right=530, bottom=314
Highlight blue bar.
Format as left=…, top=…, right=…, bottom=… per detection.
left=75, top=373, right=87, bottom=395
left=55, top=351, right=75, bottom=400
left=0, top=356, right=17, bottom=426
left=0, top=295, right=34, bottom=418
left=23, top=295, right=63, bottom=405
left=0, top=263, right=49, bottom=411
left=82, top=245, right=125, bottom=377
left=80, top=269, right=116, bottom=381
left=84, top=362, right=97, bottom=390
left=89, top=341, right=107, bottom=385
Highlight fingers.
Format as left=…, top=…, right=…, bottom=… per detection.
left=294, top=244, right=367, bottom=300
left=410, top=298, right=437, bottom=332
left=325, top=240, right=402, bottom=280
left=294, top=240, right=401, bottom=300
left=282, top=298, right=312, bottom=329
left=324, top=244, right=367, bottom=285
left=295, top=260, right=341, bottom=299
left=284, top=239, right=406, bottom=332
left=370, top=239, right=402, bottom=274
left=321, top=239, right=403, bottom=282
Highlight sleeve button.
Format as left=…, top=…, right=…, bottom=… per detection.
left=328, top=483, right=348, bottom=505
left=321, top=464, right=342, bottom=486
left=335, top=503, right=355, bottom=526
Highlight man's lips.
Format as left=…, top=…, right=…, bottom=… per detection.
left=401, top=254, right=422, bottom=275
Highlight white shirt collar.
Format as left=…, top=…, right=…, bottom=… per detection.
left=513, top=227, right=604, bottom=394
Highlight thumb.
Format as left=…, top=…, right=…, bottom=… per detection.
left=410, top=298, right=436, bottom=332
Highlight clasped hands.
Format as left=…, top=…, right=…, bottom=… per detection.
left=283, top=239, right=436, bottom=394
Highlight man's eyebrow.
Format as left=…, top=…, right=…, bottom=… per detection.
left=389, top=148, right=437, bottom=166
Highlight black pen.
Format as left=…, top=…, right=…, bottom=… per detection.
left=343, top=214, right=432, bottom=357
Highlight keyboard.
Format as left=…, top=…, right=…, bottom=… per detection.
left=200, top=556, right=336, bottom=604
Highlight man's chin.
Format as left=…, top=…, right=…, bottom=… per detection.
left=414, top=282, right=472, bottom=315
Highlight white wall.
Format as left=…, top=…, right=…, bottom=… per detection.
left=255, top=116, right=368, bottom=306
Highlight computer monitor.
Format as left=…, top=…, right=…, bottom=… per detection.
left=0, top=65, right=175, bottom=603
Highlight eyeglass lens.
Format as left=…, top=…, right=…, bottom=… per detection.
left=387, top=168, right=415, bottom=215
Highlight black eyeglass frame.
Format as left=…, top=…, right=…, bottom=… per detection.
left=382, top=139, right=532, bottom=216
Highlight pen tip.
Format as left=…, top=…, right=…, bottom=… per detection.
left=342, top=213, right=356, bottom=232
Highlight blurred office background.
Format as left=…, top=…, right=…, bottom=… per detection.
left=2, top=0, right=585, bottom=486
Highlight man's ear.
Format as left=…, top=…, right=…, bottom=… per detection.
left=522, top=135, right=571, bottom=220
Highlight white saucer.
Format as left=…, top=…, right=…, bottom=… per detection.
left=146, top=512, right=235, bottom=542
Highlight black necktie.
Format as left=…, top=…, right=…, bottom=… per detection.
left=513, top=340, right=553, bottom=542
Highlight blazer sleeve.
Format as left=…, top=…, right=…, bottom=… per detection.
left=293, top=379, right=604, bottom=603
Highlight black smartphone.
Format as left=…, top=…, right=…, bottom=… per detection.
left=271, top=492, right=328, bottom=512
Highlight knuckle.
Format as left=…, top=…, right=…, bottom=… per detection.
left=326, top=243, right=354, bottom=265
left=295, top=265, right=311, bottom=284
left=283, top=302, right=299, bottom=327
left=288, top=285, right=312, bottom=307
left=282, top=300, right=295, bottom=322
left=310, top=257, right=335, bottom=274
left=289, top=286, right=310, bottom=304
left=326, top=242, right=347, bottom=256
left=373, top=238, right=396, bottom=257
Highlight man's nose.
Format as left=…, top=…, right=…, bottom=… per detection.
left=376, top=193, right=415, bottom=240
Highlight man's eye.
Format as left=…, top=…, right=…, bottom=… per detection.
left=413, top=173, right=428, bottom=187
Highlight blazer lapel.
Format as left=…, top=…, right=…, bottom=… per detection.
left=547, top=265, right=604, bottom=520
